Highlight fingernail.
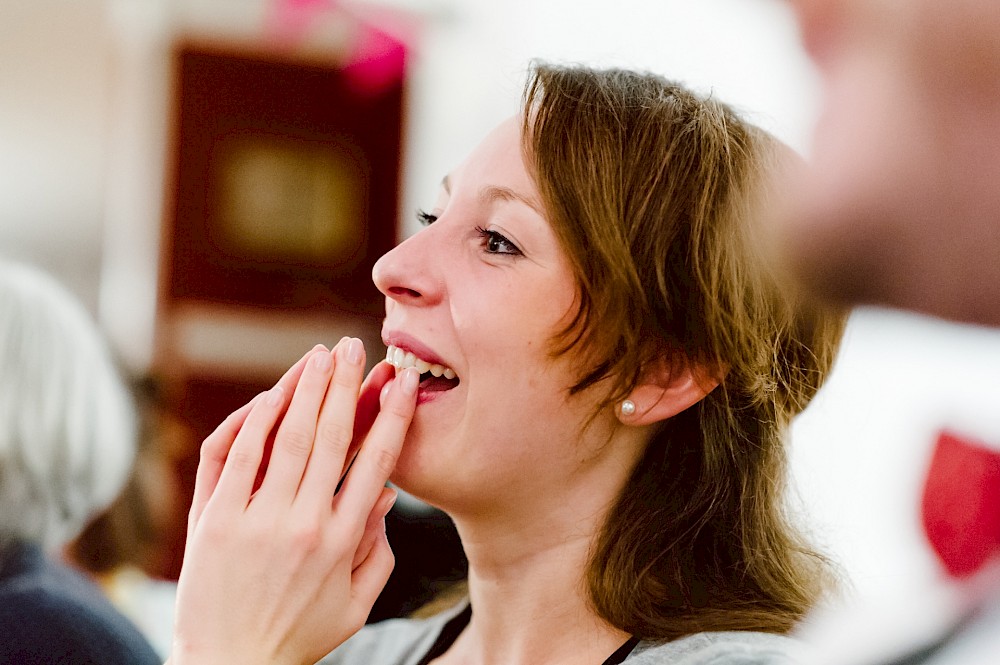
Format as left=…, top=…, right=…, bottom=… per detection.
left=347, top=338, right=364, bottom=365
left=266, top=385, right=285, bottom=407
left=379, top=380, right=392, bottom=407
left=401, top=367, right=419, bottom=396
left=313, top=351, right=332, bottom=370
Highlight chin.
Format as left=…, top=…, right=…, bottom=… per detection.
left=390, top=449, right=490, bottom=519
left=388, top=434, right=452, bottom=509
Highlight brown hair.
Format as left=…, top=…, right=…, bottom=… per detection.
left=522, top=63, right=845, bottom=640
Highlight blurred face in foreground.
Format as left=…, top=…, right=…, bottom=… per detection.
left=774, top=0, right=1000, bottom=325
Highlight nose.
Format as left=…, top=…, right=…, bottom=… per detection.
left=372, top=228, right=443, bottom=306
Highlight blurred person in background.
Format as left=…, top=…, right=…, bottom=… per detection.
left=0, top=260, right=161, bottom=665
left=167, top=63, right=845, bottom=665
left=770, top=0, right=1000, bottom=663
left=67, top=375, right=188, bottom=658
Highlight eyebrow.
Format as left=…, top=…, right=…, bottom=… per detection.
left=441, top=176, right=542, bottom=214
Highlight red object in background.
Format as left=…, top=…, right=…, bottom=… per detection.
left=922, top=430, right=1000, bottom=578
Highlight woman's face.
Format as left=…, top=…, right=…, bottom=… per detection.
left=372, top=117, right=620, bottom=514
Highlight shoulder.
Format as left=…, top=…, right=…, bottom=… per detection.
left=627, top=631, right=815, bottom=665
left=319, top=602, right=468, bottom=665
left=0, top=548, right=160, bottom=664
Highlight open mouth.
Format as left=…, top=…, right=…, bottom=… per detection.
left=385, top=345, right=461, bottom=393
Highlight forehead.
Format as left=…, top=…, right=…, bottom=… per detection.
left=449, top=116, right=537, bottom=199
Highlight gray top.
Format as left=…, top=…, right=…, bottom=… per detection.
left=320, top=603, right=813, bottom=665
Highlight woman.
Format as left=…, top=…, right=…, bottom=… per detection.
left=170, top=64, right=845, bottom=664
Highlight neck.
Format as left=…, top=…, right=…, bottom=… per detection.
left=443, top=467, right=634, bottom=665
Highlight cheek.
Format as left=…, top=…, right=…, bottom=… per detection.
left=456, top=297, right=574, bottom=417
left=455, top=270, right=575, bottom=348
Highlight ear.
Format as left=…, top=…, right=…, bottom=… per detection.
left=617, top=357, right=721, bottom=426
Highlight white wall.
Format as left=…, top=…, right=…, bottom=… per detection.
left=0, top=0, right=113, bottom=311
left=3, top=0, right=999, bottom=618
left=397, top=0, right=819, bottom=238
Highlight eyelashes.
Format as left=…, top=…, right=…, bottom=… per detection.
left=475, top=226, right=522, bottom=256
left=415, top=209, right=523, bottom=257
left=416, top=209, right=438, bottom=226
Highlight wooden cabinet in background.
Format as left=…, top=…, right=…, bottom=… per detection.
left=152, top=39, right=405, bottom=579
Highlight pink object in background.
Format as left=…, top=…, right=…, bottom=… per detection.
left=266, top=0, right=337, bottom=43
left=341, top=20, right=406, bottom=96
left=264, top=0, right=412, bottom=96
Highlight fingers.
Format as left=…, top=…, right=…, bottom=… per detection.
left=203, top=346, right=326, bottom=516
left=257, top=345, right=338, bottom=504
left=210, top=385, right=289, bottom=513
left=335, top=367, right=418, bottom=529
left=353, top=362, right=396, bottom=445
left=189, top=398, right=257, bottom=530
left=351, top=487, right=397, bottom=570
left=349, top=520, right=395, bottom=613
left=334, top=362, right=397, bottom=492
left=296, top=339, right=368, bottom=510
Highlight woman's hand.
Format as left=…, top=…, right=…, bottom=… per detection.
left=170, top=339, right=419, bottom=665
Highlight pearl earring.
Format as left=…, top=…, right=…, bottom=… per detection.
left=620, top=399, right=636, bottom=417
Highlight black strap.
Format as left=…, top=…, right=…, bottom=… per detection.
left=602, top=636, right=640, bottom=664
left=413, top=605, right=640, bottom=664
left=413, top=605, right=471, bottom=665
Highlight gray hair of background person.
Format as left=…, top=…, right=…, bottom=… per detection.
left=0, top=261, right=137, bottom=552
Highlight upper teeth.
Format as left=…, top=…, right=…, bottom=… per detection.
left=385, top=345, right=456, bottom=380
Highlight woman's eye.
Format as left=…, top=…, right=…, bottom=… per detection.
left=475, top=226, right=522, bottom=256
left=416, top=209, right=438, bottom=226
